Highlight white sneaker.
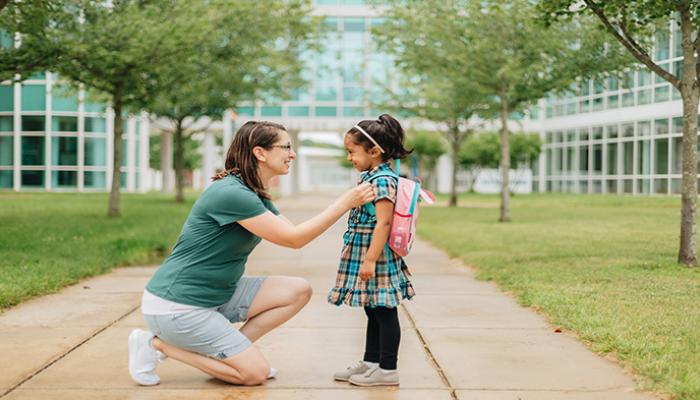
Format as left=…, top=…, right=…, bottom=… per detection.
left=128, top=329, right=166, bottom=386
left=268, top=367, right=278, bottom=379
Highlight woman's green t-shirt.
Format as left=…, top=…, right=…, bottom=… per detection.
left=146, top=175, right=279, bottom=307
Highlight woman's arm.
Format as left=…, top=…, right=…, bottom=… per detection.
left=238, top=183, right=374, bottom=249
left=358, top=199, right=393, bottom=281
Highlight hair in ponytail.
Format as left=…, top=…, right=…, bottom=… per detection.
left=346, top=113, right=413, bottom=161
left=212, top=120, right=286, bottom=199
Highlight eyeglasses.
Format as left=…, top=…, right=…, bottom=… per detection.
left=271, top=144, right=293, bottom=153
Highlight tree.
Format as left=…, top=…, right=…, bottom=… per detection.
left=147, top=0, right=318, bottom=202
left=21, top=1, right=211, bottom=216
left=459, top=132, right=541, bottom=193
left=0, top=0, right=63, bottom=81
left=539, top=1, right=699, bottom=266
left=406, top=130, right=446, bottom=190
left=466, top=0, right=631, bottom=222
left=373, top=0, right=493, bottom=207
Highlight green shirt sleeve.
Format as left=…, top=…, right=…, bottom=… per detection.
left=206, top=183, right=271, bottom=226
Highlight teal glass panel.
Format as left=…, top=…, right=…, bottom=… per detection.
left=0, top=136, right=12, bottom=165
left=52, top=116, right=78, bottom=132
left=21, top=84, right=46, bottom=111
left=315, top=86, right=337, bottom=101
left=120, top=172, right=127, bottom=189
left=52, top=170, right=77, bottom=188
left=343, top=86, right=363, bottom=101
left=343, top=107, right=363, bottom=117
left=84, top=102, right=105, bottom=113
left=0, top=170, right=12, bottom=188
left=21, top=136, right=44, bottom=165
left=655, top=30, right=670, bottom=61
left=0, top=30, right=13, bottom=48
left=21, top=170, right=44, bottom=187
left=343, top=17, right=365, bottom=32
left=51, top=137, right=77, bottom=166
left=0, top=116, right=12, bottom=132
left=84, top=171, right=106, bottom=189
left=315, top=106, right=336, bottom=117
left=314, top=0, right=338, bottom=4
left=85, top=117, right=106, bottom=133
left=288, top=106, right=309, bottom=117
left=21, top=116, right=45, bottom=131
left=261, top=106, right=282, bottom=117
left=236, top=106, right=255, bottom=116
left=121, top=139, right=128, bottom=167
left=655, top=85, right=670, bottom=102
left=52, top=93, right=78, bottom=112
left=0, top=85, right=13, bottom=111
left=84, top=137, right=106, bottom=166
left=638, top=89, right=651, bottom=105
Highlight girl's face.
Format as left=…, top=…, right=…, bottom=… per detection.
left=344, top=134, right=382, bottom=172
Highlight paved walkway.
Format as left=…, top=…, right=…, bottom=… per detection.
left=1, top=194, right=659, bottom=400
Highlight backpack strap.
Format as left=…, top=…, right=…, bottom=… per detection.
left=363, top=169, right=398, bottom=217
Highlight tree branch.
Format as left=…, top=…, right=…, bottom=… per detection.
left=583, top=0, right=680, bottom=88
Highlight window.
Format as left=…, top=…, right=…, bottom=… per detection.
left=287, top=106, right=309, bottom=117
left=0, top=136, right=12, bottom=165
left=260, top=106, right=282, bottom=117
left=655, top=85, right=670, bottom=102
left=22, top=116, right=45, bottom=132
left=654, top=119, right=669, bottom=136
left=0, top=85, right=13, bottom=111
left=85, top=117, right=106, bottom=133
left=21, top=170, right=44, bottom=187
left=84, top=171, right=106, bottom=189
left=623, top=142, right=634, bottom=175
left=0, top=116, right=12, bottom=132
left=606, top=143, right=617, bottom=174
left=637, top=140, right=651, bottom=174
left=315, top=106, right=337, bottom=117
left=21, top=84, right=45, bottom=111
left=52, top=116, right=78, bottom=132
left=655, top=138, right=669, bottom=174
left=52, top=92, right=79, bottom=112
left=84, top=138, right=106, bottom=166
left=21, top=136, right=44, bottom=165
left=51, top=137, right=77, bottom=166
left=52, top=171, right=77, bottom=188
left=0, top=170, right=12, bottom=188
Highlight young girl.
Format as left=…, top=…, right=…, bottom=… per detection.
left=327, top=114, right=415, bottom=387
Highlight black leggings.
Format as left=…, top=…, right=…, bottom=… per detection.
left=363, top=306, right=401, bottom=370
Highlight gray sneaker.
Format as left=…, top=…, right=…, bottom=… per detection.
left=349, top=366, right=399, bottom=387
left=333, top=361, right=370, bottom=382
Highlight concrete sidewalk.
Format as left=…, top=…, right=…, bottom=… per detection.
left=1, top=194, right=659, bottom=400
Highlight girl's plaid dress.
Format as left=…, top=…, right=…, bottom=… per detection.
left=327, top=162, right=415, bottom=308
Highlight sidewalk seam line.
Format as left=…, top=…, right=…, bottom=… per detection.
left=0, top=304, right=140, bottom=399
left=401, top=303, right=459, bottom=400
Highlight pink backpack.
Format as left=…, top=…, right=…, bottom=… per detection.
left=365, top=160, right=433, bottom=257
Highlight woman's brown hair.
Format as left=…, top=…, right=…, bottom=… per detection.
left=212, top=121, right=286, bottom=199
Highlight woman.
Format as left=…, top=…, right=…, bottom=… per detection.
left=128, top=121, right=374, bottom=386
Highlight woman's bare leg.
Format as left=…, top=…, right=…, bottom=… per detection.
left=239, top=276, right=312, bottom=342
left=152, top=338, right=270, bottom=385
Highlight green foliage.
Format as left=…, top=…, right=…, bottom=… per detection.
left=0, top=192, right=193, bottom=309
left=460, top=133, right=541, bottom=170
left=419, top=193, right=700, bottom=400
left=149, top=134, right=201, bottom=171
left=406, top=130, right=446, bottom=172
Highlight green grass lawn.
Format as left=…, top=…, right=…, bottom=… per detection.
left=0, top=192, right=193, bottom=310
left=418, top=193, right=700, bottom=400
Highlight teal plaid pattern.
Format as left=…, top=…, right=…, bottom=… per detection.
left=327, top=163, right=415, bottom=308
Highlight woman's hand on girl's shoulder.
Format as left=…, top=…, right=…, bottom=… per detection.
left=340, top=182, right=375, bottom=210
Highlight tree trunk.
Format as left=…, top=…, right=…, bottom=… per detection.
left=108, top=89, right=122, bottom=218
left=498, top=89, right=511, bottom=222
left=448, top=125, right=460, bottom=207
left=677, top=11, right=698, bottom=267
left=174, top=119, right=185, bottom=203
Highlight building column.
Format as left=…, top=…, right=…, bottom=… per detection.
left=139, top=113, right=150, bottom=192
left=436, top=154, right=452, bottom=194
left=201, top=130, right=216, bottom=190
left=160, top=131, right=174, bottom=193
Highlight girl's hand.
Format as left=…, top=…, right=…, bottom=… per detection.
left=340, top=182, right=375, bottom=210
left=359, top=260, right=376, bottom=281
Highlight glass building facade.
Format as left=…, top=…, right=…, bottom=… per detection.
left=0, top=72, right=150, bottom=192
left=237, top=0, right=395, bottom=128
left=537, top=20, right=692, bottom=195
